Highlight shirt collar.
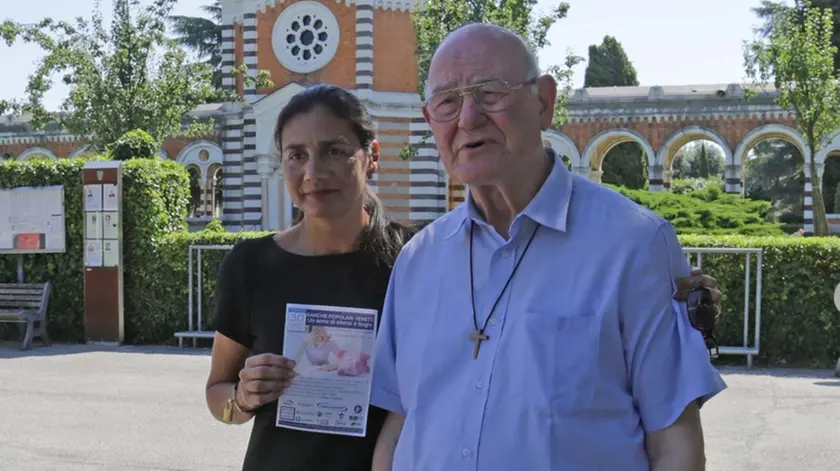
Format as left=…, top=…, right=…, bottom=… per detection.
left=445, top=147, right=574, bottom=239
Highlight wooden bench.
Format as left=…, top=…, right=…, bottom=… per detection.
left=0, top=282, right=52, bottom=350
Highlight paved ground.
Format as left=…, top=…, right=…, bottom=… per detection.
left=1, top=343, right=838, bottom=471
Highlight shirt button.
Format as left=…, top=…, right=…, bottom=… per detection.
left=500, top=249, right=509, bottom=258
left=489, top=317, right=498, bottom=326
left=476, top=379, right=484, bottom=389
left=461, top=448, right=471, bottom=457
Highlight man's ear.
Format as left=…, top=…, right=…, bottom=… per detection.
left=537, top=74, right=558, bottom=130
left=422, top=104, right=433, bottom=126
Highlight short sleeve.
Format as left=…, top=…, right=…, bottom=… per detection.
left=211, top=242, right=253, bottom=349
left=369, top=251, right=406, bottom=415
left=620, top=220, right=727, bottom=434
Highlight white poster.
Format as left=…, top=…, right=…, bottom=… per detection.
left=102, top=212, right=119, bottom=239
left=103, top=240, right=119, bottom=267
left=85, top=212, right=103, bottom=239
left=0, top=185, right=66, bottom=253
left=277, top=303, right=378, bottom=437
left=102, top=184, right=119, bottom=211
left=84, top=184, right=103, bottom=212
left=85, top=239, right=103, bottom=267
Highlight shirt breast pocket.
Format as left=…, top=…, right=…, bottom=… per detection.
left=510, top=310, right=602, bottom=415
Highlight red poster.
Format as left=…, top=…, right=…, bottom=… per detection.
left=15, top=233, right=41, bottom=250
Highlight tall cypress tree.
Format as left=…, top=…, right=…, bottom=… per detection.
left=584, top=36, right=647, bottom=189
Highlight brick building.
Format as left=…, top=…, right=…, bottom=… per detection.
left=2, top=1, right=839, bottom=234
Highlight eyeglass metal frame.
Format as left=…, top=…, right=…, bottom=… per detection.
left=423, top=77, right=539, bottom=122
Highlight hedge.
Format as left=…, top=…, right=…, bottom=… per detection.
left=0, top=157, right=190, bottom=343
left=680, top=235, right=840, bottom=368
left=140, top=228, right=270, bottom=342
left=131, top=230, right=839, bottom=368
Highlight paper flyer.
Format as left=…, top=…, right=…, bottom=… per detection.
left=277, top=303, right=378, bottom=437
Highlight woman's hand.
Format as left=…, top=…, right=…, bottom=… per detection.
left=236, top=353, right=297, bottom=411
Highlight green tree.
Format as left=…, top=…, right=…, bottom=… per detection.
left=672, top=141, right=726, bottom=179
left=584, top=35, right=638, bottom=87
left=583, top=36, right=646, bottom=189
left=168, top=1, right=223, bottom=89
left=111, top=129, right=158, bottom=160
left=745, top=0, right=840, bottom=235
left=0, top=0, right=270, bottom=152
left=411, top=0, right=583, bottom=128
left=744, top=140, right=805, bottom=225
left=698, top=144, right=710, bottom=178
left=754, top=0, right=840, bottom=71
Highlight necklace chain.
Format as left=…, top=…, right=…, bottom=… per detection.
left=468, top=220, right=540, bottom=358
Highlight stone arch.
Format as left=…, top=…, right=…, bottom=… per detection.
left=17, top=147, right=57, bottom=161
left=582, top=128, right=656, bottom=171
left=733, top=124, right=809, bottom=167
left=816, top=130, right=840, bottom=164
left=541, top=130, right=581, bottom=169
left=69, top=145, right=93, bottom=159
left=175, top=140, right=223, bottom=181
left=657, top=126, right=733, bottom=170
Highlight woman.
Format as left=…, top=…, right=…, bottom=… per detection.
left=204, top=84, right=411, bottom=471
left=204, top=84, right=723, bottom=471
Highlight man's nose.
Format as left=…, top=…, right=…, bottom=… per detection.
left=458, top=94, right=487, bottom=130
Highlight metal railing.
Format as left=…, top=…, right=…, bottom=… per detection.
left=683, top=247, right=764, bottom=368
left=174, top=244, right=234, bottom=347
left=174, top=245, right=765, bottom=365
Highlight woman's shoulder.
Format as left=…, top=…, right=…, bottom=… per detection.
left=220, top=234, right=278, bottom=269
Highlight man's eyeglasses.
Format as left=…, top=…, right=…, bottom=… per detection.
left=423, top=77, right=538, bottom=122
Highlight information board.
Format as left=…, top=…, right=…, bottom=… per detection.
left=0, top=185, right=66, bottom=254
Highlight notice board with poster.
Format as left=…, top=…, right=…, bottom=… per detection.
left=0, top=185, right=66, bottom=254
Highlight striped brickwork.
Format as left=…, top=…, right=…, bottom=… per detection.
left=221, top=24, right=235, bottom=91
left=355, top=1, right=374, bottom=94
left=804, top=166, right=815, bottom=235
left=374, top=117, right=412, bottom=223
left=220, top=111, right=246, bottom=231
left=409, top=118, right=447, bottom=220
left=242, top=13, right=259, bottom=99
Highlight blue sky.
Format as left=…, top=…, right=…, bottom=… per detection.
left=0, top=0, right=772, bottom=111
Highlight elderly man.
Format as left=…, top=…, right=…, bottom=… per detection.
left=369, top=23, right=726, bottom=471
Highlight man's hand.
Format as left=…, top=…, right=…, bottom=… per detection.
left=674, top=267, right=722, bottom=306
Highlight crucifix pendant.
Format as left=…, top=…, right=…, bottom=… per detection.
left=470, top=329, right=489, bottom=359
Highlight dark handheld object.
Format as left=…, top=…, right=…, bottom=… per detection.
left=686, top=286, right=720, bottom=360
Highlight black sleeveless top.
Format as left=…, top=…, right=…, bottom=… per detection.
left=211, top=234, right=395, bottom=471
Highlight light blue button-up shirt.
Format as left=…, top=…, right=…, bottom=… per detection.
left=371, top=153, right=727, bottom=470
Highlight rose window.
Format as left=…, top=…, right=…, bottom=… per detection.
left=272, top=2, right=340, bottom=74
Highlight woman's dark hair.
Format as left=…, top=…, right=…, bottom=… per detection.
left=273, top=84, right=414, bottom=269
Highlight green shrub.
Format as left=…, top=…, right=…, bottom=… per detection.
left=606, top=182, right=785, bottom=236
left=679, top=234, right=840, bottom=368
left=111, top=129, right=158, bottom=161
left=141, top=229, right=270, bottom=341
left=0, top=157, right=189, bottom=343
left=670, top=177, right=722, bottom=195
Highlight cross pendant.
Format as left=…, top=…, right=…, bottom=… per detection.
left=470, top=329, right=489, bottom=359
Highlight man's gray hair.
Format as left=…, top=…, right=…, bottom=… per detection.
left=423, top=24, right=542, bottom=100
